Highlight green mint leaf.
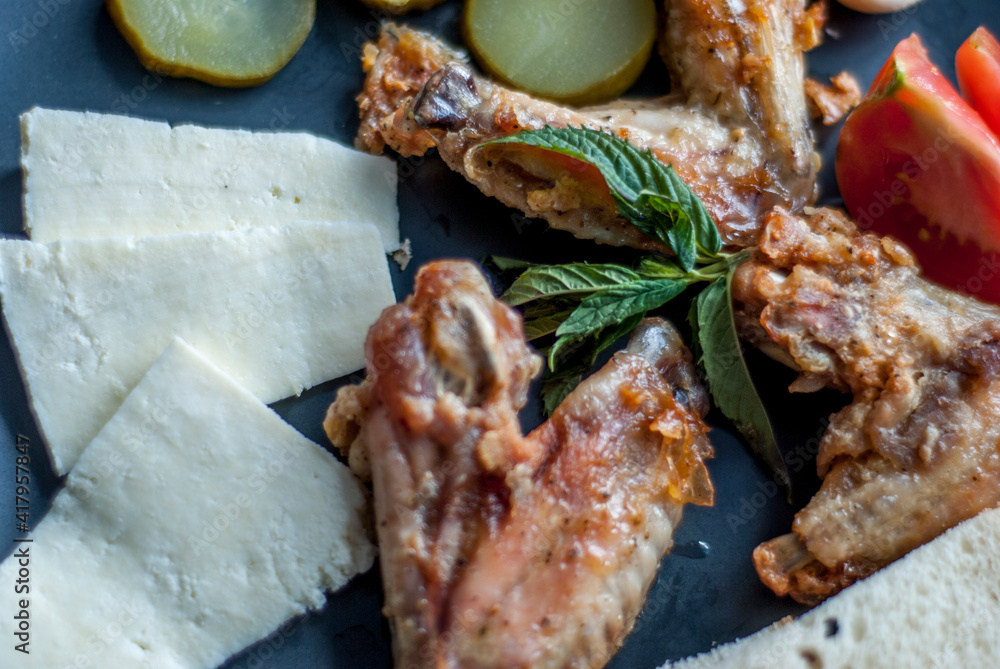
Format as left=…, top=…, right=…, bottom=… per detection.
left=540, top=311, right=645, bottom=415
left=503, top=262, right=641, bottom=306
left=667, top=218, right=697, bottom=272
left=687, top=294, right=703, bottom=365
left=547, top=332, right=586, bottom=372
left=522, top=302, right=576, bottom=340
left=542, top=373, right=583, bottom=416
left=524, top=300, right=573, bottom=320
left=482, top=127, right=721, bottom=260
left=695, top=206, right=724, bottom=257
left=637, top=256, right=688, bottom=280
left=550, top=312, right=644, bottom=372
left=556, top=280, right=686, bottom=338
left=635, top=190, right=695, bottom=269
left=695, top=273, right=790, bottom=491
left=484, top=127, right=662, bottom=204
left=487, top=256, right=538, bottom=272
left=681, top=191, right=721, bottom=258
left=587, top=312, right=645, bottom=366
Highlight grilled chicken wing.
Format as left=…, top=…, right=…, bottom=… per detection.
left=325, top=261, right=714, bottom=668
left=356, top=1, right=824, bottom=249
left=733, top=206, right=1000, bottom=605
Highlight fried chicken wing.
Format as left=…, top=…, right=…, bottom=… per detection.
left=659, top=0, right=824, bottom=212
left=356, top=1, right=824, bottom=249
left=733, top=207, right=1000, bottom=604
left=325, top=261, right=714, bottom=668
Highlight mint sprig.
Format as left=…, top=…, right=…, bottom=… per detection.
left=482, top=127, right=722, bottom=269
left=484, top=127, right=788, bottom=489
left=504, top=263, right=642, bottom=306
left=498, top=255, right=744, bottom=409
left=693, top=271, right=789, bottom=491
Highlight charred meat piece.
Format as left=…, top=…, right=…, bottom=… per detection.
left=733, top=207, right=1000, bottom=605
left=325, top=261, right=714, bottom=668
left=804, top=72, right=862, bottom=126
left=356, top=1, right=825, bottom=250
left=355, top=24, right=462, bottom=158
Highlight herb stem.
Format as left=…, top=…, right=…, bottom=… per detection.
left=693, top=249, right=750, bottom=277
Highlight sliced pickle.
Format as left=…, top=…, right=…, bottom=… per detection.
left=106, top=0, right=316, bottom=87
left=463, top=0, right=656, bottom=106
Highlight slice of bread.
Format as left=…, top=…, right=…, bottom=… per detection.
left=665, top=507, right=1000, bottom=669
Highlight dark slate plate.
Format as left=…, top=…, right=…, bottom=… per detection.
left=0, top=1, right=997, bottom=667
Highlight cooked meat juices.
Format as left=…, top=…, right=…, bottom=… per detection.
left=734, top=207, right=1000, bottom=605
left=326, top=261, right=714, bottom=668
left=356, top=0, right=825, bottom=250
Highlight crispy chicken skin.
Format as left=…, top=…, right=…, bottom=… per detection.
left=325, top=261, right=714, bottom=668
left=733, top=207, right=1000, bottom=605
left=356, top=1, right=825, bottom=249
left=659, top=0, right=824, bottom=211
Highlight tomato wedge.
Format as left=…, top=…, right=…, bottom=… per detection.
left=957, top=27, right=1000, bottom=138
left=836, top=34, right=1000, bottom=303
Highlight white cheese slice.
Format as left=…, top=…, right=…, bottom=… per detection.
left=21, top=107, right=401, bottom=252
left=0, top=220, right=395, bottom=475
left=0, top=338, right=375, bottom=668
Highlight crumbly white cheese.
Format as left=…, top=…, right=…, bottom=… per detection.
left=0, top=220, right=395, bottom=475
left=0, top=339, right=375, bottom=668
left=21, top=107, right=401, bottom=252
left=666, top=507, right=1000, bottom=669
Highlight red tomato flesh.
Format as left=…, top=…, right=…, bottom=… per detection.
left=836, top=34, right=1000, bottom=303
left=957, top=26, right=1000, bottom=139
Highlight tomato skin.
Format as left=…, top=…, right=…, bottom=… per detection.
left=836, top=34, right=1000, bottom=302
left=957, top=27, right=1000, bottom=139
